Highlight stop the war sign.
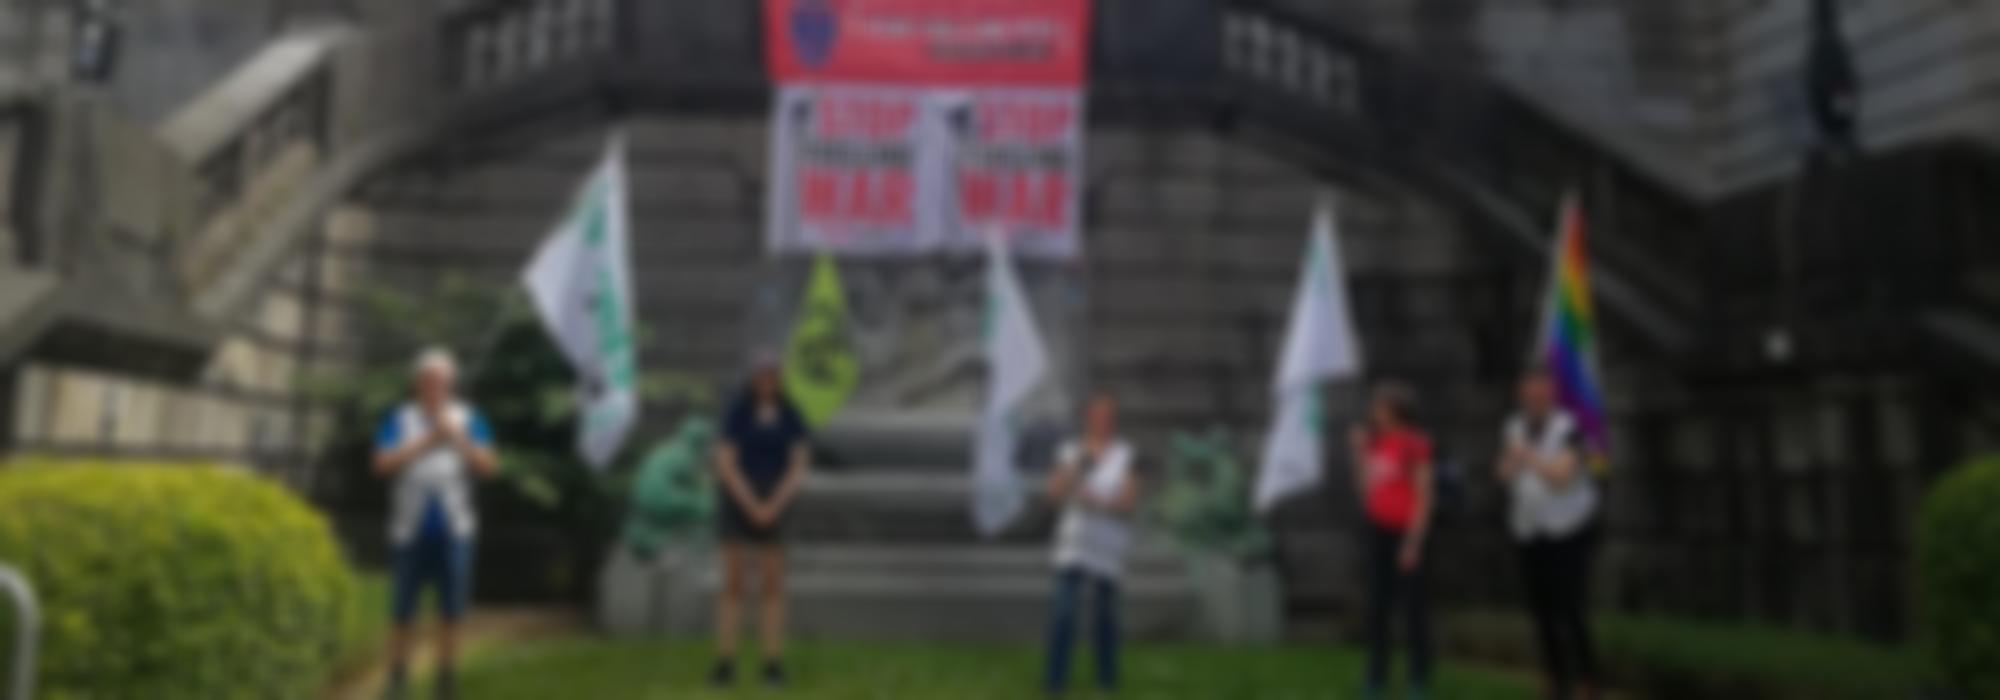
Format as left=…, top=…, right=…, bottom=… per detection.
left=764, top=0, right=1089, bottom=259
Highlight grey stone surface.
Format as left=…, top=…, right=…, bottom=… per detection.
left=0, top=267, right=58, bottom=365
left=604, top=540, right=1200, bottom=642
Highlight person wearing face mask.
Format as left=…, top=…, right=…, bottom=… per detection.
left=1498, top=370, right=1602, bottom=700
left=375, top=348, right=498, bottom=700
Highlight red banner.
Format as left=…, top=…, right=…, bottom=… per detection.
left=766, top=0, right=1091, bottom=86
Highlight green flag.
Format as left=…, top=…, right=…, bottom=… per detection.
left=783, top=254, right=858, bottom=427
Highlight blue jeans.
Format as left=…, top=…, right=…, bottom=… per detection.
left=1042, top=567, right=1119, bottom=693
left=391, top=531, right=473, bottom=624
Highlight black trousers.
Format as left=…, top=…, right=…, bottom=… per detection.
left=1519, top=524, right=1601, bottom=698
left=1364, top=524, right=1431, bottom=693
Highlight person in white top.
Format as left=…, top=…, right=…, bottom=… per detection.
left=1040, top=391, right=1141, bottom=696
left=1497, top=370, right=1602, bottom=700
left=373, top=349, right=498, bottom=700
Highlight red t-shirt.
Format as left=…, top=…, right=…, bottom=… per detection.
left=1362, top=427, right=1432, bottom=531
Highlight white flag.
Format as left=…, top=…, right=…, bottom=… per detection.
left=1255, top=197, right=1363, bottom=512
left=523, top=135, right=639, bottom=469
left=972, top=233, right=1049, bottom=537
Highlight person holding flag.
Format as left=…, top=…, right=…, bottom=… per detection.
left=1499, top=371, right=1601, bottom=700
left=1499, top=196, right=1607, bottom=700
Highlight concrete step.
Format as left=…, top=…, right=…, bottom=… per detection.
left=814, top=411, right=1077, bottom=470
left=791, top=471, right=1062, bottom=543
left=816, top=411, right=973, bottom=466
left=641, top=542, right=1203, bottom=642
left=785, top=543, right=1188, bottom=581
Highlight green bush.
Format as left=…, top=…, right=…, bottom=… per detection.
left=1444, top=611, right=1927, bottom=699
left=1596, top=615, right=1925, bottom=699
left=1917, top=455, right=2000, bottom=698
left=0, top=460, right=363, bottom=699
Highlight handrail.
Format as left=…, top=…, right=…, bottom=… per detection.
left=0, top=563, right=38, bottom=700
left=1212, top=0, right=1696, bottom=350
left=165, top=27, right=347, bottom=300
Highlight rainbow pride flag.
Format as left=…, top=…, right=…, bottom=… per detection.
left=1536, top=195, right=1610, bottom=472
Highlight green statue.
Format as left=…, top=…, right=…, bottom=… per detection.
left=623, top=416, right=719, bottom=559
left=1153, top=428, right=1273, bottom=561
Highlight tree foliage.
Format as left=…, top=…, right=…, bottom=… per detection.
left=1916, top=455, right=2000, bottom=698
left=0, top=461, right=364, bottom=699
left=307, top=276, right=715, bottom=596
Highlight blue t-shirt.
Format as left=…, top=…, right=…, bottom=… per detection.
left=724, top=398, right=809, bottom=496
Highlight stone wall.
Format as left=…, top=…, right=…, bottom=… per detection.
left=1265, top=0, right=2000, bottom=197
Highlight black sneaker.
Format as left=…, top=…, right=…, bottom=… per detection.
left=762, top=660, right=787, bottom=688
left=709, top=659, right=736, bottom=687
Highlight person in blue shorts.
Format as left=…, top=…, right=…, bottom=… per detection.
left=374, top=348, right=497, bottom=700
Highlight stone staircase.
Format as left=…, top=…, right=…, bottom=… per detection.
left=602, top=411, right=1203, bottom=642
left=360, top=115, right=1515, bottom=640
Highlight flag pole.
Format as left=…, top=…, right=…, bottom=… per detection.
left=462, top=290, right=527, bottom=381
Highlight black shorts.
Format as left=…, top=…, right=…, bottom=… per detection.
left=719, top=496, right=788, bottom=544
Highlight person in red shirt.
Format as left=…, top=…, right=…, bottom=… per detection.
left=1349, top=381, right=1435, bottom=700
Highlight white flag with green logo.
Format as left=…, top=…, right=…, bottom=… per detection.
left=1255, top=196, right=1363, bottom=512
left=973, top=233, right=1048, bottom=537
left=523, top=135, right=638, bottom=470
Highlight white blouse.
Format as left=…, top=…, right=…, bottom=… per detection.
left=1051, top=438, right=1137, bottom=580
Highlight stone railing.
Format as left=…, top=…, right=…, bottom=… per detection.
left=1213, top=0, right=1701, bottom=326
left=163, top=29, right=343, bottom=302
left=444, top=0, right=620, bottom=93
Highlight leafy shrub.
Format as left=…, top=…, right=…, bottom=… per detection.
left=306, top=278, right=714, bottom=602
left=1916, top=455, right=2000, bottom=698
left=0, top=460, right=362, bottom=699
left=1595, top=615, right=1926, bottom=699
left=1444, top=611, right=1927, bottom=699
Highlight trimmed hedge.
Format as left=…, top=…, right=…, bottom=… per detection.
left=0, top=460, right=363, bottom=699
left=1917, top=455, right=2000, bottom=698
left=1444, top=611, right=1928, bottom=699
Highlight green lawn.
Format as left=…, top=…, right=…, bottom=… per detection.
left=335, top=574, right=392, bottom=677
left=431, top=638, right=1539, bottom=699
